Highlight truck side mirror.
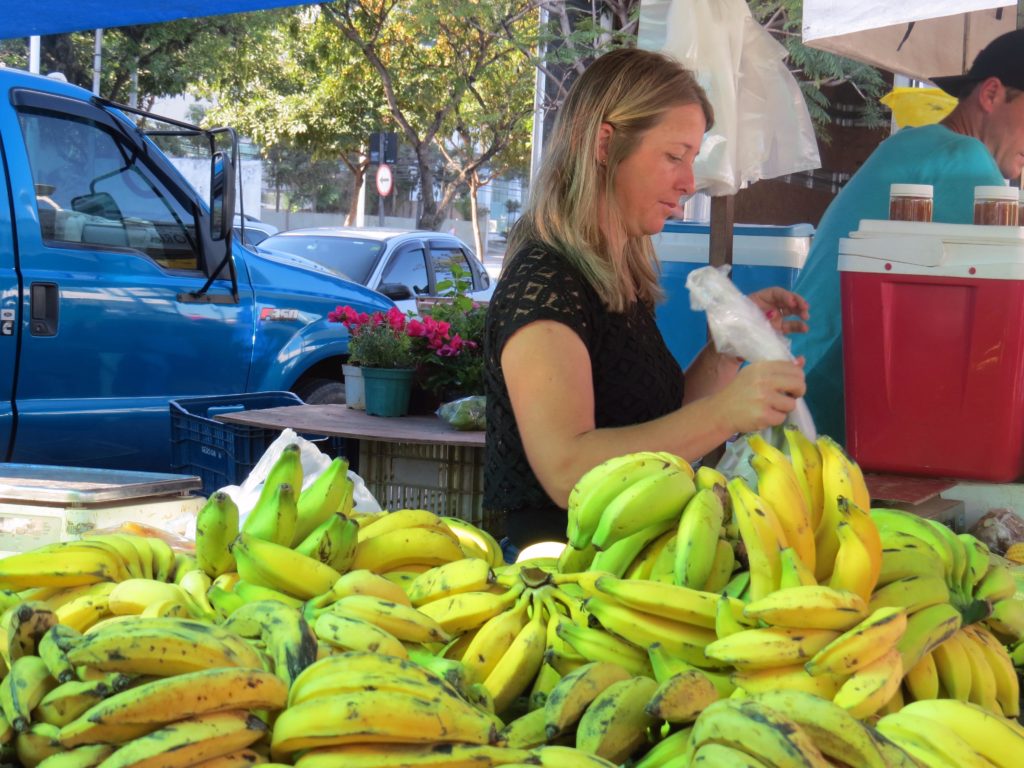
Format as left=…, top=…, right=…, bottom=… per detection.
left=210, top=151, right=235, bottom=242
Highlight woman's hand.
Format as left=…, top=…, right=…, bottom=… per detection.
left=711, top=359, right=806, bottom=434
left=748, top=287, right=809, bottom=335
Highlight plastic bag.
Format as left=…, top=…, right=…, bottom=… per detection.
left=686, top=265, right=816, bottom=478
left=638, top=0, right=820, bottom=196
left=437, top=396, right=486, bottom=431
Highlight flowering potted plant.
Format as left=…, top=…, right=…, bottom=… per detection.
left=329, top=305, right=417, bottom=416
left=409, top=264, right=485, bottom=404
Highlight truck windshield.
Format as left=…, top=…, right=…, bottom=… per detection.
left=260, top=235, right=383, bottom=285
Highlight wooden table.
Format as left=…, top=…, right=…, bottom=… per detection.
left=215, top=404, right=493, bottom=531
left=215, top=404, right=484, bottom=449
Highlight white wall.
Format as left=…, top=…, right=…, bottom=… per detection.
left=169, top=158, right=263, bottom=221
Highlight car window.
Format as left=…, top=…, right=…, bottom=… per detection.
left=381, top=247, right=429, bottom=294
left=19, top=110, right=200, bottom=271
left=260, top=234, right=381, bottom=284
left=430, top=243, right=476, bottom=292
left=234, top=227, right=271, bottom=248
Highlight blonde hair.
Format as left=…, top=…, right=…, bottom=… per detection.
left=508, top=47, right=713, bottom=312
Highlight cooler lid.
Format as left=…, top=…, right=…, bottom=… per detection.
left=839, top=219, right=1024, bottom=279
left=0, top=464, right=201, bottom=504
left=661, top=221, right=814, bottom=238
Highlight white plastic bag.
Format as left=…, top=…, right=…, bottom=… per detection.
left=638, top=0, right=820, bottom=196
left=687, top=264, right=816, bottom=433
left=687, top=265, right=816, bottom=481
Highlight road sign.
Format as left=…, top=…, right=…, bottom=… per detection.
left=376, top=164, right=394, bottom=197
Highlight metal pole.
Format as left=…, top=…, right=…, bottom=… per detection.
left=92, top=29, right=103, bottom=97
left=528, top=5, right=548, bottom=191
left=378, top=133, right=385, bottom=227
left=29, top=37, right=41, bottom=74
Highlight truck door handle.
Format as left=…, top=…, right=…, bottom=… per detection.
left=30, top=282, right=59, bottom=337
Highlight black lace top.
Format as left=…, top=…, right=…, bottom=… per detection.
left=484, top=243, right=685, bottom=546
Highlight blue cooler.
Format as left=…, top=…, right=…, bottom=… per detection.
left=653, top=222, right=813, bottom=368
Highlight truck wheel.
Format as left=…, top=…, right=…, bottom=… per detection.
left=293, top=378, right=346, bottom=405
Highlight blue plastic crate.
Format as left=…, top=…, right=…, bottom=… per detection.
left=169, top=391, right=343, bottom=496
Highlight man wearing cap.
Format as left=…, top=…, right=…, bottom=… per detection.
left=790, top=29, right=1023, bottom=443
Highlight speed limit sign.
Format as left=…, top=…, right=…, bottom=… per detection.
left=376, top=164, right=394, bottom=197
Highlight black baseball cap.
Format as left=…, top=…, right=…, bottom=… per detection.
left=931, top=28, right=1024, bottom=98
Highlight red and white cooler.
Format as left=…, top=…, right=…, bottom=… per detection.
left=839, top=219, right=1024, bottom=482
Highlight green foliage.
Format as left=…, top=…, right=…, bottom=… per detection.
left=748, top=0, right=888, bottom=137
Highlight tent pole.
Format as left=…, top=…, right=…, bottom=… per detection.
left=92, top=29, right=103, bottom=96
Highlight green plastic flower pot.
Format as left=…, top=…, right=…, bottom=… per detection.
left=362, top=367, right=416, bottom=417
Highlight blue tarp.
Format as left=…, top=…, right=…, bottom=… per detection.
left=0, top=1, right=308, bottom=40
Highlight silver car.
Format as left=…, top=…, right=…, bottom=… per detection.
left=257, top=226, right=494, bottom=314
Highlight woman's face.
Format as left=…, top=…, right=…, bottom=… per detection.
left=604, top=104, right=706, bottom=239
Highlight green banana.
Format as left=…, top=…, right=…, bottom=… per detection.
left=242, top=442, right=303, bottom=545
left=195, top=491, right=239, bottom=578
left=294, top=457, right=352, bottom=545
left=295, top=513, right=359, bottom=572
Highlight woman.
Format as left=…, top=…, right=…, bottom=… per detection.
left=484, top=47, right=809, bottom=550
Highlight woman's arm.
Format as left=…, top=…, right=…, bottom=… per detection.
left=502, top=319, right=806, bottom=509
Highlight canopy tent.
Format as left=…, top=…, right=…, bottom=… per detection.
left=0, top=1, right=307, bottom=39
left=802, top=1, right=1017, bottom=82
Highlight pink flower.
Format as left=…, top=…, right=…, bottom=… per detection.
left=406, top=319, right=427, bottom=337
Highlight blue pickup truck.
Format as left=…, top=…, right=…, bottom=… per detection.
left=0, top=69, right=393, bottom=472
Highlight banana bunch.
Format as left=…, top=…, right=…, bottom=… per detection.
left=566, top=452, right=696, bottom=551
left=876, top=698, right=1024, bottom=768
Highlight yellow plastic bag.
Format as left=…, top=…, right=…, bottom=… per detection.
left=881, top=87, right=957, bottom=129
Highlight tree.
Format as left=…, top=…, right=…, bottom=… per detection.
left=0, top=16, right=262, bottom=106
left=196, top=9, right=391, bottom=225
left=322, top=0, right=539, bottom=232
left=748, top=1, right=888, bottom=135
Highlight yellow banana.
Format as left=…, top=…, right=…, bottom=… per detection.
left=686, top=697, right=829, bottom=767
left=407, top=558, right=495, bottom=607
left=832, top=646, right=903, bottom=719
left=748, top=434, right=816, bottom=573
left=645, top=668, right=719, bottom=723
left=460, top=592, right=531, bottom=684
left=542, top=660, right=632, bottom=739
left=728, top=477, right=786, bottom=601
left=483, top=599, right=548, bottom=715
left=0, top=543, right=124, bottom=591
left=313, top=611, right=408, bottom=658
left=931, top=630, right=972, bottom=701
left=1, top=600, right=57, bottom=665
left=829, top=515, right=876, bottom=603
left=804, top=606, right=907, bottom=677
left=701, top=538, right=736, bottom=593
left=441, top=516, right=505, bottom=568
left=876, top=710, right=996, bottom=768
left=554, top=618, right=652, bottom=678
left=232, top=531, right=341, bottom=599
left=731, top=663, right=840, bottom=699
left=748, top=689, right=898, bottom=768
left=34, top=743, right=114, bottom=767
left=356, top=508, right=455, bottom=542
left=351, top=525, right=466, bottom=573
left=777, top=546, right=817, bottom=589
left=895, top=601, right=963, bottom=672
left=327, top=594, right=451, bottom=644
left=899, top=698, right=1024, bottom=768
left=868, top=574, right=950, bottom=614
left=92, top=709, right=267, bottom=767
left=574, top=675, right=659, bottom=764
left=704, top=626, right=839, bottom=671
left=593, top=574, right=738, bottom=630
left=589, top=519, right=677, bottom=578
left=903, top=649, right=940, bottom=702
left=783, top=425, right=824, bottom=530
left=106, top=578, right=194, bottom=617
left=585, top=595, right=720, bottom=669
left=270, top=689, right=496, bottom=759
left=33, top=676, right=118, bottom=728
left=743, top=584, right=868, bottom=631
left=964, top=623, right=1020, bottom=717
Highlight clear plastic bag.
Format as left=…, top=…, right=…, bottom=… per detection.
left=437, top=396, right=486, bottom=431
left=638, top=0, right=820, bottom=196
left=686, top=265, right=816, bottom=479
